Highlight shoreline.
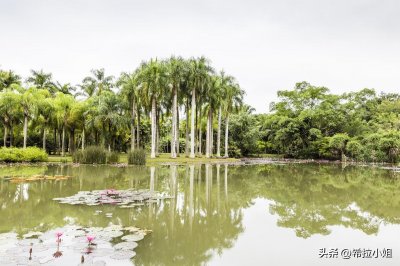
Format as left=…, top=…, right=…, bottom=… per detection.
left=0, top=156, right=399, bottom=169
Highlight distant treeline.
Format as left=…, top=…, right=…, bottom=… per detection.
left=255, top=82, right=400, bottom=162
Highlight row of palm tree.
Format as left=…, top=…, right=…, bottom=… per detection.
left=0, top=56, right=244, bottom=158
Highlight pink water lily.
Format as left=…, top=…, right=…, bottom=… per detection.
left=55, top=232, right=63, bottom=242
left=86, top=235, right=95, bottom=245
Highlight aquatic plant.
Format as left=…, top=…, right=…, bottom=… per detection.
left=86, top=235, right=95, bottom=245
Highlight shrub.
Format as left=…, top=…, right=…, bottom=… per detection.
left=72, top=146, right=107, bottom=164
left=107, top=151, right=120, bottom=164
left=128, top=149, right=146, bottom=165
left=72, top=150, right=84, bottom=163
left=346, top=140, right=364, bottom=161
left=0, top=147, right=48, bottom=162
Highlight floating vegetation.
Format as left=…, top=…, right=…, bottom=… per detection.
left=53, top=189, right=172, bottom=208
left=8, top=174, right=73, bottom=183
left=110, top=250, right=136, bottom=260
left=0, top=224, right=150, bottom=265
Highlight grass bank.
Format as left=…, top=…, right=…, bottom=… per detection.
left=48, top=153, right=239, bottom=165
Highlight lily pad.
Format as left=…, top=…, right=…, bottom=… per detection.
left=121, top=233, right=144, bottom=242
left=110, top=250, right=136, bottom=260
left=113, top=241, right=138, bottom=250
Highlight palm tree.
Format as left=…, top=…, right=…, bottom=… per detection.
left=37, top=94, right=54, bottom=150
left=54, top=92, right=75, bottom=156
left=224, top=83, right=244, bottom=157
left=26, top=70, right=56, bottom=94
left=82, top=68, right=114, bottom=97
left=93, top=91, right=127, bottom=151
left=166, top=56, right=186, bottom=158
left=0, top=89, right=21, bottom=147
left=216, top=71, right=234, bottom=157
left=137, top=59, right=168, bottom=158
left=20, top=87, right=47, bottom=148
left=53, top=82, right=76, bottom=95
left=118, top=71, right=139, bottom=151
left=0, top=70, right=21, bottom=90
left=188, top=57, right=213, bottom=158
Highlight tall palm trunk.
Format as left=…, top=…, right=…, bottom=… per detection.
left=185, top=99, right=190, bottom=157
left=23, top=114, right=28, bottom=148
left=206, top=108, right=213, bottom=158
left=210, top=111, right=213, bottom=156
left=130, top=99, right=136, bottom=151
left=9, top=123, right=13, bottom=147
left=156, top=108, right=160, bottom=157
left=61, top=124, right=66, bottom=156
left=195, top=104, right=198, bottom=155
left=190, top=88, right=196, bottom=158
left=42, top=128, right=46, bottom=150
left=69, top=129, right=75, bottom=153
left=136, top=108, right=140, bottom=148
left=82, top=127, right=85, bottom=150
left=217, top=106, right=222, bottom=157
left=176, top=105, right=180, bottom=156
left=171, top=86, right=177, bottom=158
left=198, top=105, right=202, bottom=155
left=53, top=128, right=57, bottom=154
left=3, top=126, right=7, bottom=147
left=150, top=96, right=157, bottom=158
left=224, top=114, right=229, bottom=157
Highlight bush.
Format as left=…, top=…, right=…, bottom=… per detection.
left=0, top=147, right=48, bottom=162
left=107, top=151, right=119, bottom=164
left=72, top=146, right=107, bottom=164
left=128, top=149, right=146, bottom=165
left=346, top=140, right=364, bottom=161
left=72, top=150, right=84, bottom=163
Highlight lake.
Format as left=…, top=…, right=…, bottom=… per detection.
left=0, top=163, right=399, bottom=265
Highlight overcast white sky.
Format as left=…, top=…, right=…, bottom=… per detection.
left=1, top=0, right=399, bottom=113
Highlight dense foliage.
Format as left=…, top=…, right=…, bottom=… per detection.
left=0, top=57, right=244, bottom=159
left=1, top=64, right=399, bottom=162
left=0, top=147, right=48, bottom=162
left=258, top=82, right=400, bottom=162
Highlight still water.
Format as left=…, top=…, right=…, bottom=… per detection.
left=0, top=163, right=400, bottom=265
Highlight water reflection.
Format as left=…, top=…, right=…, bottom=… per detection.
left=0, top=163, right=400, bottom=265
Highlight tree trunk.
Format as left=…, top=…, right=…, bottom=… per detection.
left=210, top=110, right=213, bottom=156
left=3, top=126, right=7, bottom=147
left=206, top=108, right=212, bottom=158
left=199, top=118, right=202, bottom=155
left=42, top=128, right=46, bottom=151
left=53, top=128, right=57, bottom=154
left=156, top=107, right=159, bottom=157
left=151, top=97, right=157, bottom=158
left=23, top=114, right=28, bottom=148
left=224, top=114, right=229, bottom=157
left=9, top=123, right=13, bottom=147
left=61, top=125, right=65, bottom=156
left=176, top=105, right=180, bottom=157
left=190, top=88, right=196, bottom=158
left=217, top=106, right=222, bottom=157
left=82, top=127, right=85, bottom=150
left=171, top=86, right=177, bottom=158
left=69, top=129, right=75, bottom=154
left=136, top=107, right=140, bottom=148
left=185, top=99, right=190, bottom=157
left=195, top=103, right=198, bottom=155
left=131, top=99, right=136, bottom=151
